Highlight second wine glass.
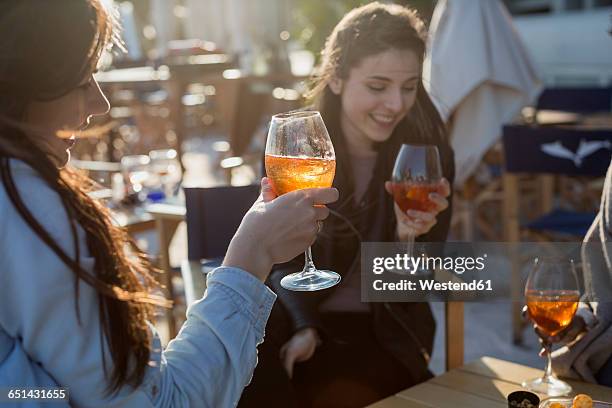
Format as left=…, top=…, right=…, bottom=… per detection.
left=265, top=111, right=340, bottom=291
left=390, top=144, right=442, bottom=275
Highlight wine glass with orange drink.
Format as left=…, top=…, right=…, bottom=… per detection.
left=522, top=257, right=580, bottom=396
left=389, top=144, right=442, bottom=275
left=264, top=111, right=340, bottom=291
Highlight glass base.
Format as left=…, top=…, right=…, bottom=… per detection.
left=280, top=270, right=341, bottom=291
left=521, top=375, right=572, bottom=397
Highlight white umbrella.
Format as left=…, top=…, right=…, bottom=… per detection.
left=423, top=0, right=542, bottom=186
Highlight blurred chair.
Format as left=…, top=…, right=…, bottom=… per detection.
left=451, top=147, right=506, bottom=241
left=502, top=124, right=612, bottom=343
left=180, top=184, right=260, bottom=305
left=536, top=87, right=612, bottom=113
left=452, top=85, right=612, bottom=241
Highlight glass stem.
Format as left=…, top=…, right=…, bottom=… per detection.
left=407, top=233, right=415, bottom=274
left=302, top=246, right=317, bottom=274
left=543, top=340, right=554, bottom=381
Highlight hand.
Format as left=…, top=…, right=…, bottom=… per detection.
left=384, top=178, right=450, bottom=240
left=280, top=328, right=320, bottom=379
left=223, top=178, right=339, bottom=281
left=521, top=305, right=588, bottom=356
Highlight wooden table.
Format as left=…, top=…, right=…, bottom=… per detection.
left=111, top=203, right=186, bottom=275
left=368, top=356, right=612, bottom=407
left=112, top=203, right=186, bottom=336
left=145, top=203, right=186, bottom=281
left=145, top=203, right=185, bottom=337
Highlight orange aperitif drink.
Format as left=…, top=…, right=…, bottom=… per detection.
left=265, top=154, right=336, bottom=195
left=526, top=290, right=580, bottom=337
left=389, top=181, right=439, bottom=212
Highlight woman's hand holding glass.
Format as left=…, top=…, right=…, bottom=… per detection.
left=223, top=178, right=339, bottom=282
left=521, top=257, right=580, bottom=396
left=522, top=305, right=589, bottom=356
left=385, top=178, right=450, bottom=240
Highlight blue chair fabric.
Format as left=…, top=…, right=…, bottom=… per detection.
left=503, top=125, right=612, bottom=176
left=184, top=184, right=260, bottom=261
left=503, top=124, right=611, bottom=237
left=536, top=87, right=612, bottom=113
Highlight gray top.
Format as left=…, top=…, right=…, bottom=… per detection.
left=552, top=159, right=612, bottom=382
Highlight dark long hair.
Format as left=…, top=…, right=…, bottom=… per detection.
left=0, top=0, right=169, bottom=393
left=306, top=2, right=448, bottom=203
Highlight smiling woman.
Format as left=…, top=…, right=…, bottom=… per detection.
left=328, top=48, right=421, bottom=153
left=240, top=3, right=455, bottom=408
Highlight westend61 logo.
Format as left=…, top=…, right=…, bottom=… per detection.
left=372, top=253, right=487, bottom=275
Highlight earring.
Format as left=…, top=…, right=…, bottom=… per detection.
left=329, top=78, right=342, bottom=95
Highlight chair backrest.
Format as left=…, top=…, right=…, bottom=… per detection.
left=502, top=124, right=612, bottom=176
left=536, top=87, right=612, bottom=113
left=185, top=184, right=260, bottom=260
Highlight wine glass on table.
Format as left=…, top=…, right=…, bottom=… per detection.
left=265, top=110, right=339, bottom=291
left=522, top=256, right=580, bottom=396
left=389, top=144, right=442, bottom=275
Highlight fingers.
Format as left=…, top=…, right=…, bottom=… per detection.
left=407, top=209, right=436, bottom=224
left=260, top=177, right=277, bottom=202
left=282, top=348, right=295, bottom=379
left=298, top=187, right=339, bottom=205
left=438, top=178, right=451, bottom=197
left=428, top=193, right=449, bottom=212
left=384, top=181, right=392, bottom=195
left=534, top=325, right=560, bottom=343
left=279, top=342, right=293, bottom=378
left=399, top=208, right=437, bottom=230
left=394, top=204, right=436, bottom=239
left=314, top=206, right=330, bottom=221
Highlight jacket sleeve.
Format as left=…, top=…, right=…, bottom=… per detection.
left=150, top=267, right=276, bottom=408
left=583, top=159, right=612, bottom=326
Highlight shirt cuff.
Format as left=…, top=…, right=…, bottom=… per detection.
left=206, top=266, right=276, bottom=338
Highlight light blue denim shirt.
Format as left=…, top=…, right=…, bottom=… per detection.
left=0, top=160, right=276, bottom=407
